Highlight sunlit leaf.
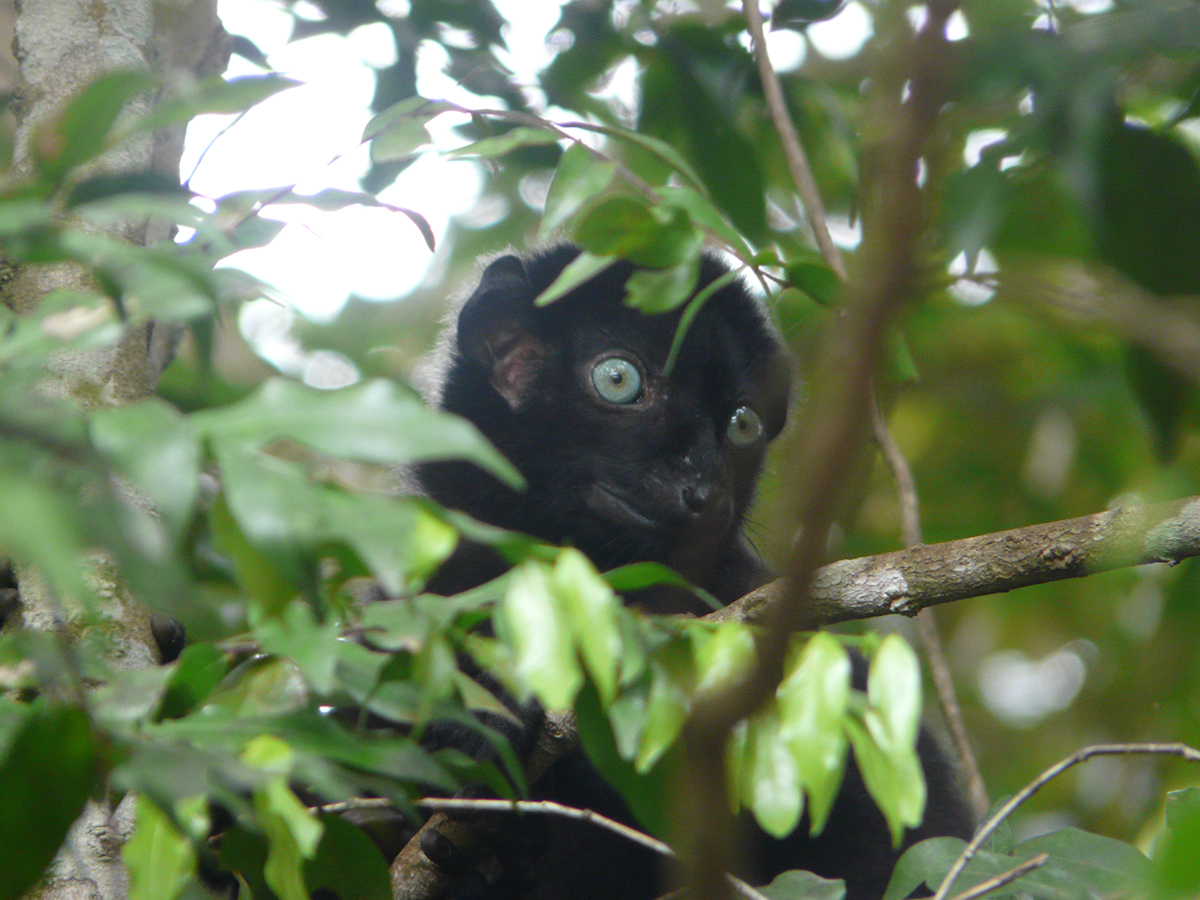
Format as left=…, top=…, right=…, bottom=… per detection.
left=777, top=634, right=851, bottom=834
left=553, top=549, right=621, bottom=704
left=497, top=561, right=582, bottom=709
left=123, top=796, right=196, bottom=900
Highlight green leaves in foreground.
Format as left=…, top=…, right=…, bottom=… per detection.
left=0, top=703, right=101, bottom=900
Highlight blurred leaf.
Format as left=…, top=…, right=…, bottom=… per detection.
left=90, top=399, right=201, bottom=538
left=0, top=466, right=92, bottom=605
left=883, top=836, right=968, bottom=900
left=215, top=442, right=457, bottom=598
left=1151, top=787, right=1200, bottom=898
left=625, top=256, right=701, bottom=315
left=772, top=0, right=850, bottom=29
left=133, top=74, right=302, bottom=135
left=784, top=259, right=841, bottom=307
left=1020, top=828, right=1150, bottom=896
left=540, top=141, right=616, bottom=236
left=157, top=644, right=230, bottom=721
left=253, top=601, right=341, bottom=696
left=1095, top=122, right=1200, bottom=295
left=0, top=703, right=100, bottom=900
left=193, top=378, right=522, bottom=488
left=303, top=814, right=391, bottom=900
left=844, top=711, right=924, bottom=847
left=760, top=869, right=846, bottom=900
left=124, top=796, right=196, bottom=900
left=65, top=171, right=189, bottom=208
left=448, top=126, right=561, bottom=159
left=693, top=621, right=756, bottom=698
left=868, top=636, right=921, bottom=750
left=36, top=69, right=155, bottom=182
left=573, top=195, right=701, bottom=268
left=636, top=641, right=693, bottom=772
left=536, top=250, right=614, bottom=306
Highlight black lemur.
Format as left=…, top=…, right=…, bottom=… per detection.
left=413, top=244, right=974, bottom=900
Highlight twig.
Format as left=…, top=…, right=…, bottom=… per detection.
left=395, top=796, right=771, bottom=900
left=679, top=5, right=962, bottom=897
left=742, top=0, right=846, bottom=278
left=943, top=852, right=1049, bottom=900
left=869, top=392, right=989, bottom=821
left=931, top=742, right=1200, bottom=900
left=415, top=797, right=673, bottom=858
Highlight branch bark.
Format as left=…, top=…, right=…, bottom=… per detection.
left=715, top=494, right=1200, bottom=628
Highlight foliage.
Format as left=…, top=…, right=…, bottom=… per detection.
left=1, top=1, right=1200, bottom=899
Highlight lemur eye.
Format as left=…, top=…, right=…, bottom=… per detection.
left=591, top=356, right=643, bottom=405
left=727, top=405, right=763, bottom=447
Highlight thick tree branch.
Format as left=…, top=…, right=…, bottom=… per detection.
left=714, top=495, right=1200, bottom=628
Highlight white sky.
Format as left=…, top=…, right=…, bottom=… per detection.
left=182, top=0, right=877, bottom=323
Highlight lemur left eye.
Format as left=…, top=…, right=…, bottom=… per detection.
left=591, top=356, right=643, bottom=405
left=727, top=405, right=763, bottom=447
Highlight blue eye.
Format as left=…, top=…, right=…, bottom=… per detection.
left=727, top=406, right=763, bottom=447
left=591, top=357, right=642, bottom=405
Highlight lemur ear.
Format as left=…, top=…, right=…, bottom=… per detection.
left=457, top=254, right=548, bottom=411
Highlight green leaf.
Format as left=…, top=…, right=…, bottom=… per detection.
left=363, top=96, right=454, bottom=140
left=536, top=250, right=614, bottom=306
left=573, top=195, right=701, bottom=268
left=447, top=126, right=561, bottom=159
left=0, top=467, right=92, bottom=605
left=693, top=621, right=756, bottom=698
left=784, top=260, right=841, bottom=307
left=1154, top=788, right=1200, bottom=897
left=844, top=711, right=925, bottom=847
left=742, top=707, right=805, bottom=838
left=760, top=868, right=846, bottom=900
left=255, top=777, right=323, bottom=900
left=133, top=74, right=302, bottom=135
left=625, top=256, right=701, bottom=314
left=214, top=442, right=457, bottom=598
left=868, top=636, right=922, bottom=750
left=540, top=142, right=616, bottom=236
left=1020, top=827, right=1150, bottom=896
left=90, top=399, right=201, bottom=538
left=777, top=634, right=851, bottom=834
left=253, top=601, right=341, bottom=696
left=553, top=549, right=621, bottom=704
left=303, top=815, right=391, bottom=900
left=209, top=491, right=296, bottom=614
left=579, top=122, right=707, bottom=193
left=657, top=186, right=754, bottom=259
left=883, top=835, right=968, bottom=900
left=635, top=642, right=693, bottom=772
left=157, top=644, right=230, bottom=721
left=497, top=561, right=581, bottom=709
left=38, top=69, right=156, bottom=181
left=193, top=378, right=522, bottom=488
left=0, top=703, right=100, bottom=900
left=123, top=796, right=196, bottom=900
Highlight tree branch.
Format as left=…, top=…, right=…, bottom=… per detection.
left=714, top=494, right=1200, bottom=628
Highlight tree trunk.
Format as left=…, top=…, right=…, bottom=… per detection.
left=6, top=2, right=227, bottom=897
